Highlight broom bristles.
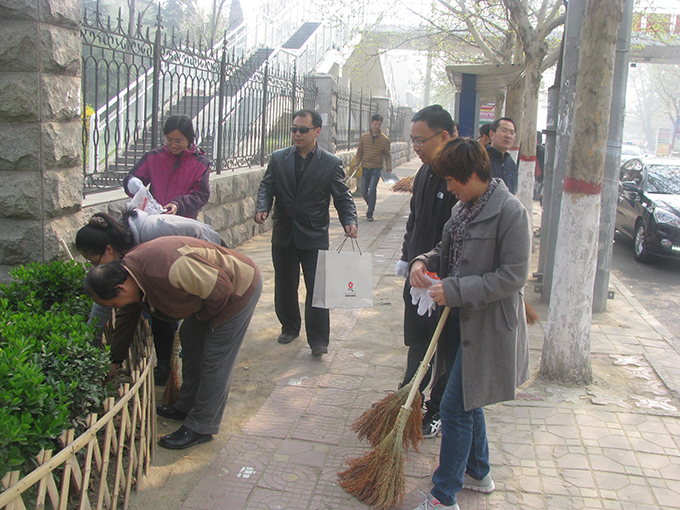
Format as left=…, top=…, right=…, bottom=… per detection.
left=524, top=300, right=539, bottom=325
left=390, top=174, right=415, bottom=193
left=338, top=428, right=407, bottom=509
left=352, top=384, right=423, bottom=449
left=163, top=331, right=181, bottom=406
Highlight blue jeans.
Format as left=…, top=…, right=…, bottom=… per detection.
left=361, top=167, right=381, bottom=218
left=430, top=311, right=490, bottom=506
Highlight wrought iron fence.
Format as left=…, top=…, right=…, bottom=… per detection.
left=81, top=8, right=317, bottom=194
left=335, top=85, right=375, bottom=151
left=388, top=104, right=406, bottom=143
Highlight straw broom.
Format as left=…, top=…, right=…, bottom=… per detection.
left=339, top=307, right=451, bottom=509
left=351, top=306, right=450, bottom=449
left=390, top=174, right=415, bottom=193
left=163, top=329, right=182, bottom=406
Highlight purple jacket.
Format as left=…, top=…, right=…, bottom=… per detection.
left=124, top=145, right=211, bottom=219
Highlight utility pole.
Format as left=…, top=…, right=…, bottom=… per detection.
left=592, top=0, right=634, bottom=313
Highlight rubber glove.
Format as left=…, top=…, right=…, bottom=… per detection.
left=127, top=177, right=144, bottom=194
left=409, top=272, right=441, bottom=316
left=395, top=260, right=409, bottom=278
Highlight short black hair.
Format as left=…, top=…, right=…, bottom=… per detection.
left=411, top=105, right=454, bottom=136
left=431, top=137, right=492, bottom=184
left=83, top=259, right=129, bottom=300
left=371, top=114, right=383, bottom=123
left=490, top=117, right=516, bottom=133
left=293, top=109, right=322, bottom=128
left=479, top=124, right=491, bottom=138
left=163, top=115, right=195, bottom=145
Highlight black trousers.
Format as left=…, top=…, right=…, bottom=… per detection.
left=272, top=243, right=330, bottom=348
left=401, top=278, right=447, bottom=413
left=150, top=316, right=177, bottom=362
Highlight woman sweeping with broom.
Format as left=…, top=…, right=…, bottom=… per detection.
left=407, top=137, right=531, bottom=510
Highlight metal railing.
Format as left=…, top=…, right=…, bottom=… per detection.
left=335, top=85, right=375, bottom=150
left=388, top=104, right=406, bottom=143
left=81, top=5, right=317, bottom=194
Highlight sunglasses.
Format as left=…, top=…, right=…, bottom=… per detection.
left=290, top=126, right=314, bottom=134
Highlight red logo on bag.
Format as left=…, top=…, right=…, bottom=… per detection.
left=348, top=281, right=353, bottom=289
left=345, top=280, right=355, bottom=297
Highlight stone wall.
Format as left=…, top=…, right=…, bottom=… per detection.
left=0, top=0, right=83, bottom=280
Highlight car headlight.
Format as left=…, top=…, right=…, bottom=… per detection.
left=653, top=208, right=680, bottom=229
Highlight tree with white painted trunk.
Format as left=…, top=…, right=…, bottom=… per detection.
left=502, top=0, right=565, bottom=216
left=540, top=0, right=623, bottom=384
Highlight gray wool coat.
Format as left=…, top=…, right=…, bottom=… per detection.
left=415, top=180, right=531, bottom=411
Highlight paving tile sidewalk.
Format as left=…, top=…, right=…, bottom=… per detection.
left=181, top=160, right=680, bottom=510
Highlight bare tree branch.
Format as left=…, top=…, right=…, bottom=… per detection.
left=437, top=0, right=503, bottom=64
left=537, top=12, right=566, bottom=41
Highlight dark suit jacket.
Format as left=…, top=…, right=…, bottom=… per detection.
left=256, top=145, right=358, bottom=250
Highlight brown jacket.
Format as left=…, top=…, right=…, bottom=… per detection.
left=355, top=131, right=391, bottom=171
left=110, top=236, right=260, bottom=360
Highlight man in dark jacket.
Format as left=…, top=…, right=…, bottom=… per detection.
left=396, top=105, right=458, bottom=438
left=486, top=117, right=518, bottom=194
left=255, top=109, right=358, bottom=355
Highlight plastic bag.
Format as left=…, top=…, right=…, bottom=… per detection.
left=127, top=186, right=166, bottom=215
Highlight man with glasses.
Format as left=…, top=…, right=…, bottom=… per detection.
left=255, top=109, right=358, bottom=356
left=353, top=114, right=392, bottom=221
left=395, top=105, right=458, bottom=439
left=486, top=117, right=518, bottom=194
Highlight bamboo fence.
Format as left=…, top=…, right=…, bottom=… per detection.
left=0, top=322, right=155, bottom=510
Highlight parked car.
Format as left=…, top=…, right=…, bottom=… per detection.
left=620, top=144, right=645, bottom=162
left=616, top=158, right=680, bottom=262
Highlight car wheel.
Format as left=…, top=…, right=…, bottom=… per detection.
left=634, top=221, right=651, bottom=263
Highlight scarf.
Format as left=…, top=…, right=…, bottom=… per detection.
left=447, top=178, right=500, bottom=277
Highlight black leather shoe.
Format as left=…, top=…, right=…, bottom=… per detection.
left=277, top=333, right=298, bottom=344
left=156, top=405, right=187, bottom=421
left=158, top=425, right=212, bottom=450
left=311, top=345, right=328, bottom=356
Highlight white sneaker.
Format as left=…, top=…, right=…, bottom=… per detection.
left=462, top=473, right=495, bottom=493
left=412, top=492, right=459, bottom=510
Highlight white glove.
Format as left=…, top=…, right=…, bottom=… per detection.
left=410, top=272, right=441, bottom=317
left=127, top=177, right=144, bottom=194
left=395, top=260, right=409, bottom=278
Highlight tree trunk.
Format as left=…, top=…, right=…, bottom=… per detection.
left=494, top=91, right=505, bottom=120
left=505, top=76, right=524, bottom=161
left=517, top=54, right=541, bottom=219
left=540, top=0, right=623, bottom=384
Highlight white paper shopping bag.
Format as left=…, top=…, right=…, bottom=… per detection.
left=312, top=241, right=373, bottom=309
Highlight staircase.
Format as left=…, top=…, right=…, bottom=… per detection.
left=225, top=47, right=274, bottom=94
left=282, top=22, right=321, bottom=50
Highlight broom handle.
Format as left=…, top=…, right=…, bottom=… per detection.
left=402, top=306, right=451, bottom=411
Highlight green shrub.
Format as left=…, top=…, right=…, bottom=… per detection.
left=0, top=260, right=92, bottom=319
left=0, top=338, right=70, bottom=479
left=0, top=261, right=111, bottom=479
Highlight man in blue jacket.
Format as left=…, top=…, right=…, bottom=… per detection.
left=255, top=109, right=358, bottom=355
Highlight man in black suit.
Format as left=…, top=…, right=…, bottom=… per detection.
left=255, top=109, right=358, bottom=355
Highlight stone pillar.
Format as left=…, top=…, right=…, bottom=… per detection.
left=309, top=74, right=335, bottom=152
left=0, top=0, right=82, bottom=279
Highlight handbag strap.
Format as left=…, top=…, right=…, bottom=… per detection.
left=336, top=236, right=362, bottom=255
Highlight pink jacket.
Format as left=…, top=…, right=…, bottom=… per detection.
left=124, top=145, right=211, bottom=219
